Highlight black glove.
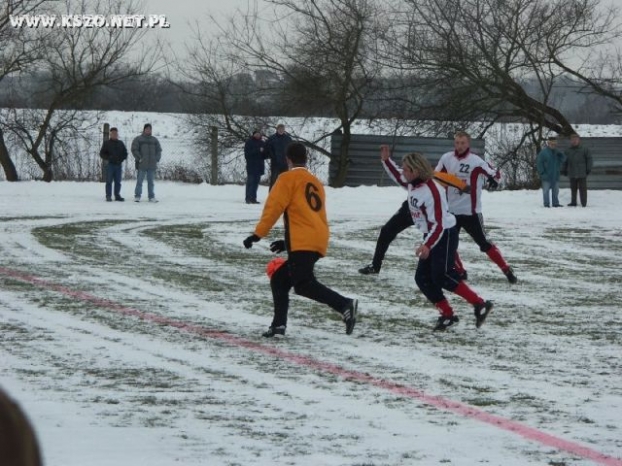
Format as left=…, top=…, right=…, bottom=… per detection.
left=270, top=240, right=286, bottom=253
left=243, top=234, right=261, bottom=249
left=486, top=176, right=499, bottom=190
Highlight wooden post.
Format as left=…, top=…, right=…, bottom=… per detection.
left=101, top=123, right=109, bottom=182
left=210, top=126, right=218, bottom=184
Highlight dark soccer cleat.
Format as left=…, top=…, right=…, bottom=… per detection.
left=474, top=300, right=494, bottom=328
left=358, top=264, right=379, bottom=275
left=342, top=299, right=358, bottom=335
left=504, top=267, right=518, bottom=284
left=262, top=326, right=285, bottom=338
left=433, top=315, right=460, bottom=331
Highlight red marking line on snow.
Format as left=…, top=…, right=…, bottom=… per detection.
left=1, top=266, right=620, bottom=466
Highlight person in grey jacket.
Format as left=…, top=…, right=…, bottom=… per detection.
left=562, top=133, right=593, bottom=207
left=131, top=123, right=162, bottom=203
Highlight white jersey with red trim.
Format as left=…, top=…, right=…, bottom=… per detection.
left=382, top=157, right=408, bottom=188
left=435, top=150, right=498, bottom=215
left=383, top=158, right=456, bottom=249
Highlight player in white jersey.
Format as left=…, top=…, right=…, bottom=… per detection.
left=383, top=145, right=493, bottom=330
left=435, top=131, right=517, bottom=284
left=358, top=151, right=468, bottom=276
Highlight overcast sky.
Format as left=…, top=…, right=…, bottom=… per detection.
left=140, top=0, right=260, bottom=56
left=141, top=0, right=622, bottom=55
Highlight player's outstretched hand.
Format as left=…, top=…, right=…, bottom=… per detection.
left=243, top=234, right=260, bottom=249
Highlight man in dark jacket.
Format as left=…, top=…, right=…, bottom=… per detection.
left=244, top=129, right=266, bottom=204
left=266, top=123, right=292, bottom=188
left=99, top=127, right=128, bottom=202
left=563, top=133, right=593, bottom=207
left=131, top=123, right=162, bottom=203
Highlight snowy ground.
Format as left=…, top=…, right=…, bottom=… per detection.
left=1, top=180, right=621, bottom=466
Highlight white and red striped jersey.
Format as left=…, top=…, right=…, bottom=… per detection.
left=435, top=150, right=498, bottom=215
left=382, top=158, right=409, bottom=188
left=383, top=158, right=456, bottom=250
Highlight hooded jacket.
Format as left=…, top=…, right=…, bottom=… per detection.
left=131, top=133, right=162, bottom=170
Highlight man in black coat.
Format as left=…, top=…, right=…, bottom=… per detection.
left=266, top=123, right=293, bottom=188
left=99, top=127, right=128, bottom=201
left=244, top=129, right=266, bottom=204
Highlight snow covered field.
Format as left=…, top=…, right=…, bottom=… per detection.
left=1, top=180, right=621, bottom=466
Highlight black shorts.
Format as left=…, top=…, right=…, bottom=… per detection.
left=454, top=213, right=492, bottom=252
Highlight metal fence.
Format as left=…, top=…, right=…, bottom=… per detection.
left=330, top=134, right=622, bottom=189
left=556, top=137, right=622, bottom=190
left=329, top=134, right=485, bottom=187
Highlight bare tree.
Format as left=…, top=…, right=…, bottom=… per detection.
left=3, top=107, right=103, bottom=180
left=551, top=45, right=622, bottom=115
left=386, top=0, right=621, bottom=138
left=0, top=0, right=49, bottom=81
left=189, top=0, right=388, bottom=187
left=1, top=0, right=159, bottom=181
left=0, top=0, right=50, bottom=180
left=171, top=29, right=273, bottom=183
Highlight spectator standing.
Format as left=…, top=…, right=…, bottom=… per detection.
left=99, top=127, right=128, bottom=202
left=131, top=123, right=162, bottom=203
left=536, top=136, right=566, bottom=208
left=266, top=123, right=293, bottom=188
left=244, top=129, right=266, bottom=204
left=562, top=133, right=593, bottom=207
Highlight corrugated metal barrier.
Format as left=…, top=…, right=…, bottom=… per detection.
left=329, top=135, right=485, bottom=187
left=330, top=134, right=622, bottom=189
left=557, top=137, right=622, bottom=190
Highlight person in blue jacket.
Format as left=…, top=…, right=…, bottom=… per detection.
left=536, top=136, right=566, bottom=208
left=244, top=129, right=267, bottom=204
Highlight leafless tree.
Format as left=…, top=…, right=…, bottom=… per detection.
left=171, top=28, right=271, bottom=183
left=386, top=0, right=622, bottom=140
left=552, top=46, right=622, bottom=115
left=0, top=0, right=159, bottom=181
left=0, top=0, right=51, bottom=180
left=183, top=0, right=388, bottom=186
left=0, top=0, right=49, bottom=81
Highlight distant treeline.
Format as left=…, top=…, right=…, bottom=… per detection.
left=0, top=72, right=617, bottom=124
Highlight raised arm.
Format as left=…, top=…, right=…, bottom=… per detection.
left=380, top=145, right=408, bottom=188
